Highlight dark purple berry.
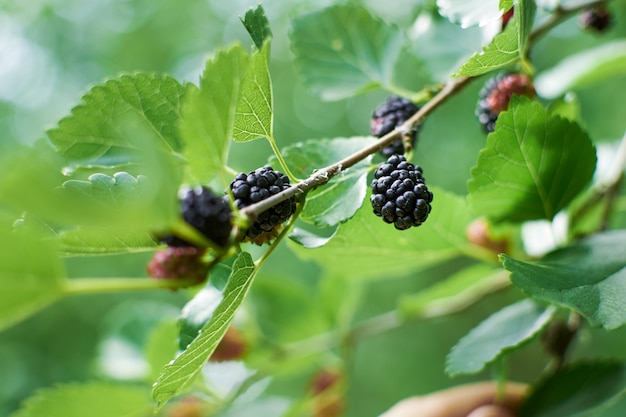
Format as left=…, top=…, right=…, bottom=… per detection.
left=370, top=155, right=433, bottom=230
left=230, top=165, right=297, bottom=245
left=370, top=96, right=421, bottom=157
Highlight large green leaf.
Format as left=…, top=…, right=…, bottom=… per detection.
left=293, top=187, right=473, bottom=280
left=232, top=42, right=273, bottom=143
left=446, top=299, right=555, bottom=377
left=47, top=73, right=187, bottom=167
left=502, top=230, right=626, bottom=330
left=152, top=251, right=255, bottom=409
left=289, top=4, right=425, bottom=100
left=519, top=361, right=626, bottom=417
left=11, top=381, right=152, bottom=417
left=275, top=137, right=376, bottom=227
left=180, top=44, right=250, bottom=184
left=0, top=224, right=65, bottom=332
left=535, top=40, right=626, bottom=99
left=455, top=0, right=536, bottom=77
left=468, top=96, right=596, bottom=222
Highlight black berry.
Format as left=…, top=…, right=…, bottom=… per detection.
left=229, top=165, right=297, bottom=245
left=370, top=96, right=421, bottom=157
left=476, top=73, right=536, bottom=133
left=370, top=155, right=433, bottom=230
left=579, top=6, right=612, bottom=32
left=160, top=186, right=232, bottom=248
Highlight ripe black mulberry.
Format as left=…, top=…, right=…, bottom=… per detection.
left=370, top=155, right=433, bottom=230
left=229, top=165, right=297, bottom=245
left=160, top=186, right=232, bottom=248
left=370, top=95, right=421, bottom=157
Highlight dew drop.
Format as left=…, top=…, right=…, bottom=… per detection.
left=168, top=360, right=175, bottom=365
left=152, top=382, right=158, bottom=387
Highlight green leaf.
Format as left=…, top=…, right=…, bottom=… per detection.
left=500, top=0, right=514, bottom=11
left=468, top=96, right=596, bottom=222
left=0, top=141, right=67, bottom=223
left=145, top=320, right=179, bottom=382
left=232, top=42, right=273, bottom=143
left=0, top=224, right=65, bottom=332
left=519, top=361, right=626, bottom=417
left=59, top=227, right=158, bottom=255
left=240, top=4, right=272, bottom=49
left=47, top=73, right=187, bottom=167
left=180, top=44, right=250, bottom=184
left=446, top=299, right=555, bottom=377
left=518, top=0, right=536, bottom=59
left=289, top=4, right=425, bottom=100
left=502, top=230, right=626, bottom=330
left=399, top=264, right=507, bottom=319
left=455, top=11, right=519, bottom=76
left=152, top=251, right=255, bottom=409
left=275, top=137, right=377, bottom=227
left=535, top=40, right=626, bottom=99
left=11, top=381, right=152, bottom=417
left=437, top=0, right=502, bottom=28
left=177, top=285, right=225, bottom=351
left=293, top=187, right=474, bottom=280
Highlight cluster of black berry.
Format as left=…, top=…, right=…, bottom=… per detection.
left=370, top=95, right=421, bottom=157
left=150, top=166, right=297, bottom=280
left=370, top=155, right=433, bottom=230
left=229, top=166, right=297, bottom=245
left=476, top=73, right=536, bottom=133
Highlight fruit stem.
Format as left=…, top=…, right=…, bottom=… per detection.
left=63, top=276, right=196, bottom=295
left=267, top=135, right=301, bottom=183
left=530, top=0, right=610, bottom=43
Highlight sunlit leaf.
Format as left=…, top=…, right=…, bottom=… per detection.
left=503, top=230, right=626, bottom=330
left=468, top=96, right=596, bottom=222
left=437, top=0, right=502, bottom=28
left=180, top=44, right=250, bottom=184
left=275, top=137, right=376, bottom=227
left=452, top=0, right=533, bottom=76
left=152, top=252, right=255, bottom=409
left=233, top=43, right=273, bottom=143
left=446, top=299, right=555, bottom=376
left=47, top=74, right=187, bottom=167
left=519, top=361, right=626, bottom=417
left=11, top=381, right=152, bottom=417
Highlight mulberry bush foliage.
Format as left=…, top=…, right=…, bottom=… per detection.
left=3, top=1, right=626, bottom=416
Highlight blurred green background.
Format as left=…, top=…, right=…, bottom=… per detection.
left=1, top=0, right=626, bottom=416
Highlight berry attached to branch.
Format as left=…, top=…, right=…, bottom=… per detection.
left=476, top=73, right=536, bottom=133
left=230, top=165, right=298, bottom=245
left=370, top=154, right=433, bottom=230
left=370, top=95, right=422, bottom=157
left=161, top=186, right=232, bottom=249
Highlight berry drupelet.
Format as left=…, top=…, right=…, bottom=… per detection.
left=160, top=186, right=232, bottom=248
left=370, top=155, right=433, bottom=230
left=370, top=95, right=421, bottom=157
left=476, top=73, right=536, bottom=133
left=229, top=165, right=297, bottom=245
